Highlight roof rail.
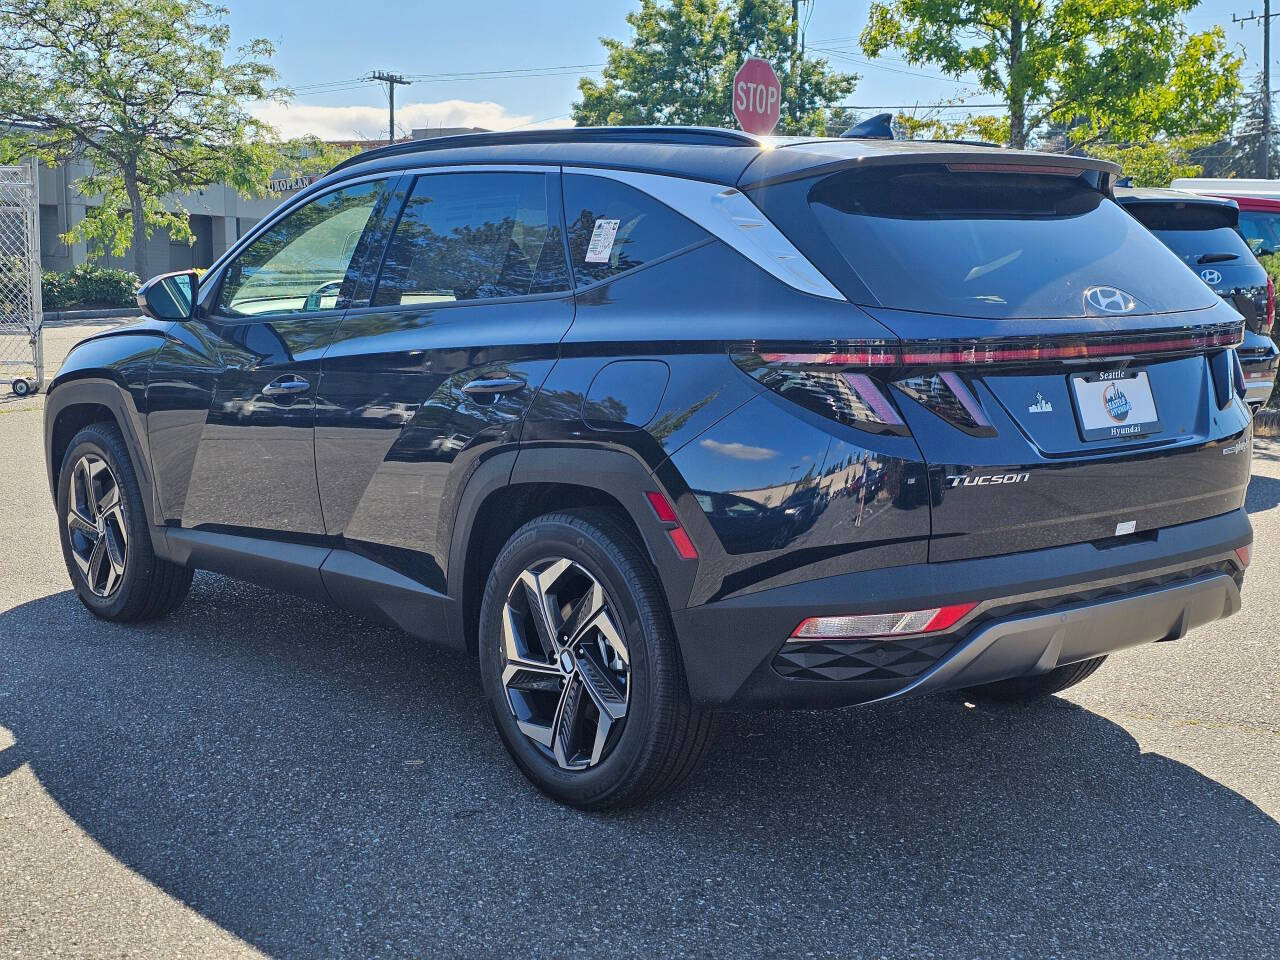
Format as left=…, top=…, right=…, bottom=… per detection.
left=329, top=125, right=763, bottom=175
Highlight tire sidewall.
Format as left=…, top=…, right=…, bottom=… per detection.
left=478, top=514, right=666, bottom=804
left=57, top=426, right=153, bottom=620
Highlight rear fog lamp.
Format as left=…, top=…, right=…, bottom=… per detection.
left=790, top=602, right=978, bottom=641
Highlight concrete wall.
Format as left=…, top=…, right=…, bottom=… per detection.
left=34, top=155, right=295, bottom=278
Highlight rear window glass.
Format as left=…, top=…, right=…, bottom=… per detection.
left=563, top=174, right=707, bottom=286
left=1237, top=211, right=1280, bottom=254
left=807, top=165, right=1217, bottom=318
left=1147, top=227, right=1253, bottom=267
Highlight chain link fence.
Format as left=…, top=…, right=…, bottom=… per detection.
left=0, top=161, right=44, bottom=396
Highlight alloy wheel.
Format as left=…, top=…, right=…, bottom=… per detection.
left=66, top=453, right=128, bottom=598
left=499, top=557, right=630, bottom=770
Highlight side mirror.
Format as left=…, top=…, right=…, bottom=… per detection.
left=136, top=270, right=198, bottom=321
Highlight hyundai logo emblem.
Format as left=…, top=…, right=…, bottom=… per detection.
left=1200, top=268, right=1223, bottom=285
left=1084, top=286, right=1136, bottom=314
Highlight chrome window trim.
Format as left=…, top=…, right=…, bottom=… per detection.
left=563, top=166, right=847, bottom=302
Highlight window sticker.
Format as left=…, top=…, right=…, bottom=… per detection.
left=584, top=218, right=620, bottom=263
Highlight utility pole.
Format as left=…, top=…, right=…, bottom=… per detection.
left=369, top=71, right=411, bottom=144
left=1235, top=2, right=1279, bottom=178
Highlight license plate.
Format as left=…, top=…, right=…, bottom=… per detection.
left=1070, top=370, right=1160, bottom=441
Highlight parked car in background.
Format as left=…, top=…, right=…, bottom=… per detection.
left=1170, top=178, right=1280, bottom=258
left=1117, top=188, right=1278, bottom=410
left=44, top=129, right=1254, bottom=808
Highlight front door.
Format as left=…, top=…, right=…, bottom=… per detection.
left=147, top=178, right=395, bottom=537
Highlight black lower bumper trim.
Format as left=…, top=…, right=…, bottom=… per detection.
left=672, top=508, right=1251, bottom=709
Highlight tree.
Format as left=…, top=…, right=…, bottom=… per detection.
left=1192, top=73, right=1279, bottom=179
left=0, top=0, right=283, bottom=278
left=574, top=0, right=856, bottom=135
left=1089, top=137, right=1213, bottom=186
left=860, top=0, right=1242, bottom=150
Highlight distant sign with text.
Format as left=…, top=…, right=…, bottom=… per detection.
left=733, top=57, right=781, bottom=135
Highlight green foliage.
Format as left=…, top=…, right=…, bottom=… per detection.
left=1087, top=136, right=1213, bottom=186
left=0, top=0, right=284, bottom=278
left=41, top=264, right=139, bottom=309
left=1192, top=73, right=1280, bottom=179
left=860, top=0, right=1242, bottom=150
left=274, top=137, right=363, bottom=179
left=573, top=0, right=856, bottom=135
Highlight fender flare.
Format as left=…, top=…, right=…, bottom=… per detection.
left=445, top=445, right=698, bottom=646
left=44, top=375, right=162, bottom=539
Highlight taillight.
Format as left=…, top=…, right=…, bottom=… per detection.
left=1266, top=276, right=1275, bottom=333
left=732, top=351, right=907, bottom=434
left=893, top=372, right=995, bottom=436
left=790, top=602, right=978, bottom=641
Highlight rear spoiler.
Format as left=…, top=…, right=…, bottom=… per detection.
left=738, top=144, right=1122, bottom=191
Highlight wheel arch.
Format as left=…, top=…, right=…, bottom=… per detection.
left=448, top=446, right=698, bottom=655
left=44, top=376, right=161, bottom=536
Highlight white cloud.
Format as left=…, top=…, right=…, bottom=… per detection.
left=251, top=98, right=568, bottom=141
left=699, top=439, right=779, bottom=461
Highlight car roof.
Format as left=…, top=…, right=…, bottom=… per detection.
left=316, top=125, right=1122, bottom=193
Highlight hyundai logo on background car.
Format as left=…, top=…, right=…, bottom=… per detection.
left=1200, top=268, right=1223, bottom=285
left=1084, top=285, right=1136, bottom=313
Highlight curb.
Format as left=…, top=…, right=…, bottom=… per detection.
left=44, top=307, right=140, bottom=325
left=1255, top=408, right=1280, bottom=438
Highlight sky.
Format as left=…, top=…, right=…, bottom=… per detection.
left=224, top=0, right=1260, bottom=141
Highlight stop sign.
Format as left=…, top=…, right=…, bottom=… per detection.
left=732, top=57, right=782, bottom=135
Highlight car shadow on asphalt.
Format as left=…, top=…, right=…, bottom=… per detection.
left=1, top=577, right=1277, bottom=958
left=1246, top=471, right=1280, bottom=514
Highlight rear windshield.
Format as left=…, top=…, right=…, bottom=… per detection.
left=1147, top=227, right=1253, bottom=268
left=807, top=165, right=1217, bottom=318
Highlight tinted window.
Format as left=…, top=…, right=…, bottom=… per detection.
left=563, top=174, right=707, bottom=286
left=372, top=172, right=568, bottom=307
left=1148, top=227, right=1254, bottom=267
left=218, top=181, right=386, bottom=317
left=807, top=165, right=1217, bottom=318
left=1238, top=211, right=1280, bottom=253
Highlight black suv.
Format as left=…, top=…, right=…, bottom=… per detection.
left=1116, top=188, right=1279, bottom=410
left=45, top=128, right=1253, bottom=808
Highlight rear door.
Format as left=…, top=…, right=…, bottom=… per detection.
left=315, top=167, right=574, bottom=592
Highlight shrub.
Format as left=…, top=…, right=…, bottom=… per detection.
left=41, top=263, right=139, bottom=310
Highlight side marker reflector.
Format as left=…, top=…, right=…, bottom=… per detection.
left=645, top=491, right=698, bottom=560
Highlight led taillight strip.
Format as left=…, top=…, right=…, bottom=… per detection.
left=749, top=324, right=1243, bottom=368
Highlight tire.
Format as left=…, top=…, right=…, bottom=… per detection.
left=964, top=656, right=1106, bottom=702
left=478, top=509, right=718, bottom=809
left=57, top=422, right=193, bottom=622
left=12, top=378, right=29, bottom=397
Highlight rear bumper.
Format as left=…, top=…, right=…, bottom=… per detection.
left=672, top=508, right=1251, bottom=709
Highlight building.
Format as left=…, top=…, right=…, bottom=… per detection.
left=33, top=125, right=490, bottom=277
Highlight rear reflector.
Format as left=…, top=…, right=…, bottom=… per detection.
left=790, top=602, right=978, bottom=641
left=645, top=491, right=698, bottom=560
left=1235, top=544, right=1252, bottom=569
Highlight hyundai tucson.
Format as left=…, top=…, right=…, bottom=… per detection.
left=45, top=128, right=1253, bottom=808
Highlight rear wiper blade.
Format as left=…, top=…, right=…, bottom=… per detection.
left=1197, top=252, right=1239, bottom=264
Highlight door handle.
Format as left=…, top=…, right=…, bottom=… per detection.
left=462, top=376, right=525, bottom=396
left=262, top=376, right=311, bottom=397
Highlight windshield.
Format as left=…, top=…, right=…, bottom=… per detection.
left=807, top=165, right=1217, bottom=318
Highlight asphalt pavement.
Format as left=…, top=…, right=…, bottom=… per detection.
left=0, top=325, right=1277, bottom=958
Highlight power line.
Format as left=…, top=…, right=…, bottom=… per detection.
left=1233, top=3, right=1279, bottom=177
